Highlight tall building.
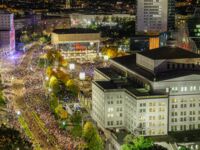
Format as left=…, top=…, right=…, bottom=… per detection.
left=0, top=12, right=15, bottom=57
left=136, top=0, right=175, bottom=35
left=167, top=0, right=175, bottom=31
left=188, top=8, right=200, bottom=52
left=92, top=46, right=200, bottom=137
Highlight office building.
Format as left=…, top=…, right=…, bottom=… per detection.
left=0, top=12, right=15, bottom=57
left=168, top=0, right=175, bottom=31
left=92, top=45, right=200, bottom=136
left=188, top=8, right=200, bottom=52
left=136, top=0, right=175, bottom=35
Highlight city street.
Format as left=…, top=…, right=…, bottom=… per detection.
left=0, top=44, right=75, bottom=149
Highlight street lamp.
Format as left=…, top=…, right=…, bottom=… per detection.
left=103, top=55, right=109, bottom=61
left=45, top=76, right=49, bottom=81
left=79, top=72, right=85, bottom=80
left=48, top=88, right=52, bottom=92
left=69, top=63, right=75, bottom=70
left=16, top=110, right=21, bottom=116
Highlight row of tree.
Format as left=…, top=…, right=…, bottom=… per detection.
left=121, top=134, right=167, bottom=150
left=20, top=31, right=50, bottom=44
left=78, top=121, right=104, bottom=150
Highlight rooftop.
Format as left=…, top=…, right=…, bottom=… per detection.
left=139, top=46, right=200, bottom=60
left=111, top=53, right=200, bottom=81
left=94, top=79, right=166, bottom=98
left=53, top=28, right=99, bottom=34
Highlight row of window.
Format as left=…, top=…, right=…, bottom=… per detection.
left=107, top=100, right=123, bottom=104
left=171, top=103, right=199, bottom=108
left=171, top=98, right=200, bottom=103
left=107, top=113, right=123, bottom=118
left=171, top=124, right=200, bottom=131
left=171, top=116, right=200, bottom=122
left=108, top=107, right=123, bottom=112
left=107, top=120, right=123, bottom=126
left=140, top=102, right=165, bottom=107
left=170, top=85, right=200, bottom=92
left=172, top=111, right=200, bottom=116
left=139, top=107, right=165, bottom=113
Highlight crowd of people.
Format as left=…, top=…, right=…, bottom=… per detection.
left=21, top=48, right=81, bottom=149
left=1, top=44, right=107, bottom=149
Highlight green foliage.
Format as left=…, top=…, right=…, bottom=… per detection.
left=20, top=33, right=31, bottom=44
left=39, top=37, right=48, bottom=44
left=55, top=104, right=68, bottom=120
left=87, top=134, right=104, bottom=150
left=49, top=94, right=59, bottom=111
left=123, top=134, right=135, bottom=144
left=82, top=122, right=104, bottom=150
left=121, top=136, right=153, bottom=150
left=70, top=111, right=82, bottom=125
left=178, top=146, right=190, bottom=150
left=49, top=76, right=62, bottom=95
left=71, top=125, right=82, bottom=138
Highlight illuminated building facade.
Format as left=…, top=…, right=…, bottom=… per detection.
left=188, top=8, right=200, bottom=52
left=149, top=37, right=160, bottom=50
left=0, top=12, right=15, bottom=57
left=136, top=0, right=175, bottom=35
left=92, top=46, right=200, bottom=136
left=51, top=28, right=101, bottom=61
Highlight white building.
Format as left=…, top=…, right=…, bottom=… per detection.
left=136, top=0, right=168, bottom=35
left=92, top=46, right=200, bottom=136
left=0, top=12, right=15, bottom=57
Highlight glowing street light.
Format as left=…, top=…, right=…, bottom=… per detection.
left=79, top=72, right=85, bottom=80
left=48, top=88, right=52, bottom=92
left=45, top=76, right=49, bottom=81
left=90, top=42, right=94, bottom=46
left=104, top=55, right=109, bottom=61
left=62, top=121, right=66, bottom=126
left=16, top=110, right=21, bottom=116
left=69, top=63, right=75, bottom=70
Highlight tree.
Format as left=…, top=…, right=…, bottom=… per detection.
left=49, top=94, right=59, bottom=111
left=82, top=122, right=97, bottom=142
left=66, top=79, right=79, bottom=96
left=121, top=136, right=154, bottom=150
left=123, top=134, right=135, bottom=144
left=71, top=125, right=82, bottom=138
left=20, top=33, right=31, bottom=44
left=55, top=104, right=68, bottom=120
left=82, top=122, right=104, bottom=150
left=70, top=111, right=82, bottom=125
left=46, top=67, right=54, bottom=77
left=87, top=134, right=104, bottom=150
left=49, top=76, right=61, bottom=94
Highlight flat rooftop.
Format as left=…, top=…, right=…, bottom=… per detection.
left=139, top=46, right=200, bottom=60
left=94, top=79, right=166, bottom=98
left=111, top=53, right=200, bottom=81
left=95, top=67, right=122, bottom=79
left=53, top=28, right=99, bottom=34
